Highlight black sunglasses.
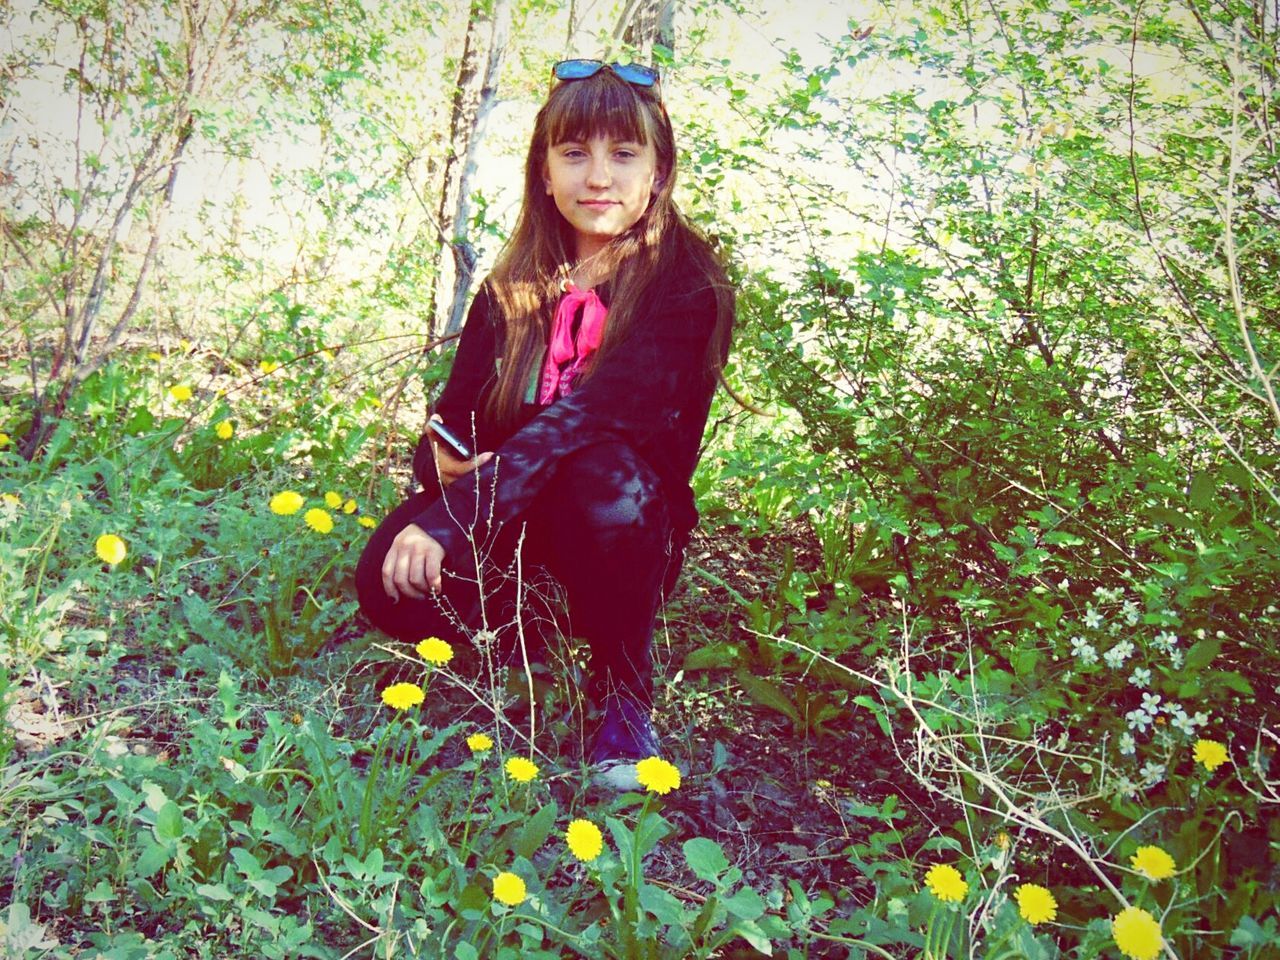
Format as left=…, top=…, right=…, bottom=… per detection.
left=552, top=59, right=660, bottom=87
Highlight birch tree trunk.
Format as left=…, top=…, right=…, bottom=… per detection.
left=433, top=0, right=513, bottom=337
left=612, top=0, right=676, bottom=60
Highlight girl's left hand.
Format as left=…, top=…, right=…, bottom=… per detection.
left=382, top=523, right=445, bottom=600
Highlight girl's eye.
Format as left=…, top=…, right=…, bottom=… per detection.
left=615, top=151, right=636, bottom=160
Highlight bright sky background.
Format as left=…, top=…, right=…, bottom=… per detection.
left=1, top=0, right=1203, bottom=324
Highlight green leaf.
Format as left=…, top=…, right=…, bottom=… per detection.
left=683, top=837, right=730, bottom=883
left=724, top=886, right=765, bottom=921
left=140, top=780, right=170, bottom=813
left=1012, top=648, right=1039, bottom=678
left=84, top=879, right=118, bottom=903
left=134, top=840, right=172, bottom=879
left=512, top=800, right=558, bottom=859
left=1208, top=670, right=1254, bottom=695
left=457, top=882, right=488, bottom=916
left=154, top=801, right=185, bottom=842
left=682, top=643, right=740, bottom=671
left=735, top=670, right=801, bottom=725
left=1185, top=637, right=1222, bottom=671
left=1189, top=471, right=1215, bottom=510
left=195, top=883, right=234, bottom=902
left=639, top=882, right=687, bottom=927
left=728, top=917, right=774, bottom=954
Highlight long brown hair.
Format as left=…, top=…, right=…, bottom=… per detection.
left=484, top=67, right=734, bottom=428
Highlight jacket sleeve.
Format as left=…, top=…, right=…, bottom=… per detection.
left=412, top=283, right=497, bottom=487
left=412, top=282, right=718, bottom=562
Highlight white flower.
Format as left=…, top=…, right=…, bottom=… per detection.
left=1152, top=631, right=1178, bottom=652
left=1126, top=708, right=1152, bottom=733
left=1140, top=692, right=1162, bottom=714
left=1070, top=636, right=1098, bottom=665
left=1139, top=762, right=1166, bottom=784
left=1119, top=732, right=1137, bottom=756
left=1168, top=649, right=1184, bottom=669
left=1129, top=668, right=1152, bottom=689
left=1122, top=601, right=1141, bottom=625
left=1104, top=640, right=1135, bottom=669
left=1170, top=707, right=1196, bottom=736
left=1084, top=607, right=1104, bottom=629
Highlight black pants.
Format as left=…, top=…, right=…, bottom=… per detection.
left=354, top=442, right=681, bottom=709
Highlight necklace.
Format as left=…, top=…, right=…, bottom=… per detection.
left=560, top=248, right=611, bottom=291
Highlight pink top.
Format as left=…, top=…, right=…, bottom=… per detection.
left=538, top=282, right=608, bottom=404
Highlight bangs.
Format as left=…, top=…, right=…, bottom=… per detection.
left=544, top=75, right=653, bottom=146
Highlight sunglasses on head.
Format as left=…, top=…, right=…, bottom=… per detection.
left=552, top=59, right=660, bottom=87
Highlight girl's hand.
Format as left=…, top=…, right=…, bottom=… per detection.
left=382, top=523, right=445, bottom=600
left=431, top=436, right=495, bottom=488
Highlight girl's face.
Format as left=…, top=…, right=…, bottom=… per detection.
left=543, top=134, right=661, bottom=262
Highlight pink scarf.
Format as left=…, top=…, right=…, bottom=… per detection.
left=538, top=283, right=607, bottom=404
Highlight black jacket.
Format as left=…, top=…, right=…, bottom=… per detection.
left=412, top=252, right=728, bottom=565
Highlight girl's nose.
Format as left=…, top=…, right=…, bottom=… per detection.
left=586, top=156, right=612, bottom=187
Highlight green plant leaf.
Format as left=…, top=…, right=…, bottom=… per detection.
left=735, top=670, right=801, bottom=725
left=512, top=799, right=558, bottom=859
left=134, top=840, right=172, bottom=879
left=154, top=800, right=184, bottom=842
left=683, top=837, right=730, bottom=883
left=724, top=886, right=765, bottom=921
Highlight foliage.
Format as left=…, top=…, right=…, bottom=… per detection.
left=2, top=0, right=1277, bottom=957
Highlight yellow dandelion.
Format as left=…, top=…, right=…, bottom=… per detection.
left=1130, top=845, right=1176, bottom=881
left=466, top=733, right=493, bottom=753
left=95, top=534, right=127, bottom=566
left=1014, top=883, right=1057, bottom=925
left=357, top=516, right=377, bottom=528
left=1193, top=739, right=1228, bottom=772
left=214, top=420, right=234, bottom=440
left=635, top=756, right=681, bottom=795
left=492, top=871, right=526, bottom=906
left=565, top=819, right=604, bottom=862
left=260, top=360, right=280, bottom=375
left=924, top=863, right=968, bottom=903
left=380, top=683, right=424, bottom=711
left=304, top=508, right=334, bottom=534
left=1, top=493, right=19, bottom=506
left=416, top=637, right=454, bottom=665
left=168, top=384, right=193, bottom=402
left=324, top=491, right=343, bottom=509
left=0, top=433, right=9, bottom=448
left=320, top=348, right=336, bottom=362
left=269, top=491, right=304, bottom=516
left=343, top=498, right=357, bottom=514
left=1112, top=906, right=1163, bottom=960
left=146, top=351, right=163, bottom=362
left=505, top=757, right=539, bottom=783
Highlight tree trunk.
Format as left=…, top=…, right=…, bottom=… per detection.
left=432, top=0, right=512, bottom=337
left=613, top=0, right=676, bottom=61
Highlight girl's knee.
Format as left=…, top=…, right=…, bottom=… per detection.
left=550, top=442, right=667, bottom=532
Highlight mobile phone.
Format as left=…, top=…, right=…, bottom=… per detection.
left=427, top=418, right=474, bottom=461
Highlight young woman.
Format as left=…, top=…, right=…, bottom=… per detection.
left=355, top=59, right=734, bottom=788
